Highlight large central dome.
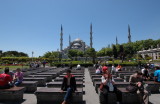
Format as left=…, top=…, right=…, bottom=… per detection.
left=74, top=38, right=83, bottom=42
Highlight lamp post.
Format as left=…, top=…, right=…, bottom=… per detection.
left=32, top=51, right=34, bottom=62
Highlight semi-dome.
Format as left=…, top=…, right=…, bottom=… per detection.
left=73, top=43, right=81, bottom=46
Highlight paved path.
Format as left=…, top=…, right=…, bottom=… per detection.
left=83, top=68, right=99, bottom=104
left=149, top=94, right=160, bottom=104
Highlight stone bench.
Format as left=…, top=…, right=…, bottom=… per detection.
left=23, top=77, right=47, bottom=87
left=62, top=73, right=84, bottom=75
left=28, top=75, right=52, bottom=82
left=98, top=88, right=117, bottom=104
left=114, top=78, right=124, bottom=82
left=36, top=73, right=58, bottom=79
left=0, top=87, right=25, bottom=102
left=115, top=71, right=135, bottom=77
left=124, top=75, right=130, bottom=82
left=54, top=77, right=84, bottom=82
left=35, top=88, right=83, bottom=104
left=117, top=88, right=149, bottom=104
left=119, top=73, right=134, bottom=79
left=94, top=81, right=130, bottom=93
left=47, top=81, right=84, bottom=88
left=144, top=81, right=160, bottom=93
left=59, top=75, right=84, bottom=78
left=19, top=81, right=38, bottom=93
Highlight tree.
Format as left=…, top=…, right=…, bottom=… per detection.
left=119, top=45, right=125, bottom=62
left=68, top=49, right=78, bottom=60
left=86, top=48, right=96, bottom=64
left=43, top=51, right=59, bottom=59
left=77, top=51, right=84, bottom=57
left=112, top=45, right=118, bottom=58
left=2, top=51, right=28, bottom=57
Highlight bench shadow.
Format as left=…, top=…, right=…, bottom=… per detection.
left=0, top=99, right=26, bottom=104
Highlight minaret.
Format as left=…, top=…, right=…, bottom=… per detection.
left=90, top=23, right=93, bottom=48
left=60, top=25, right=63, bottom=51
left=128, top=24, right=131, bottom=43
left=69, top=35, right=71, bottom=45
left=116, top=36, right=118, bottom=45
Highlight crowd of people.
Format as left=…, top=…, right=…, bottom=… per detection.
left=94, top=62, right=160, bottom=104
left=29, top=60, right=47, bottom=68
left=95, top=63, right=122, bottom=74
left=0, top=62, right=160, bottom=104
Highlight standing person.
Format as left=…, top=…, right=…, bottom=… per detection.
left=129, top=71, right=148, bottom=104
left=42, top=60, right=46, bottom=68
left=61, top=69, right=77, bottom=104
left=154, top=66, right=160, bottom=82
left=0, top=67, right=13, bottom=89
left=14, top=68, right=24, bottom=86
left=111, top=64, right=116, bottom=75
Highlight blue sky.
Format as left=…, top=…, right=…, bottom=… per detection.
left=0, top=0, right=160, bottom=57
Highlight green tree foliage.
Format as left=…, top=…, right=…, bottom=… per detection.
left=68, top=49, right=78, bottom=58
left=2, top=51, right=28, bottom=57
left=68, top=49, right=84, bottom=60
left=112, top=45, right=118, bottom=58
left=43, top=51, right=59, bottom=59
left=77, top=51, right=84, bottom=57
left=86, top=48, right=96, bottom=63
left=97, top=39, right=160, bottom=60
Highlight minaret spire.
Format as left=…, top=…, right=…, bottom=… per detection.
left=116, top=36, right=118, bottom=45
left=69, top=35, right=71, bottom=45
left=128, top=24, right=131, bottom=43
left=60, top=24, right=63, bottom=51
left=90, top=23, right=93, bottom=48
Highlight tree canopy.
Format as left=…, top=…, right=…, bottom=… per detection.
left=2, top=51, right=28, bottom=57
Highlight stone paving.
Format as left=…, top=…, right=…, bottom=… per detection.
left=83, top=68, right=99, bottom=104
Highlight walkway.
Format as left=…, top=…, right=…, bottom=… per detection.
left=83, top=68, right=99, bottom=104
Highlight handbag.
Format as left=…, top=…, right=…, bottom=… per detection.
left=126, top=85, right=138, bottom=93
left=99, top=83, right=104, bottom=90
left=99, top=83, right=108, bottom=95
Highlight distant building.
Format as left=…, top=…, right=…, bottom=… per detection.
left=137, top=45, right=160, bottom=60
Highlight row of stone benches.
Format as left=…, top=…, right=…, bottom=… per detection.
left=88, top=67, right=155, bottom=104
left=0, top=68, right=85, bottom=103
left=35, top=68, right=85, bottom=104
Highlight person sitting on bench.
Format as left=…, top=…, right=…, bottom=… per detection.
left=141, top=65, right=150, bottom=81
left=76, top=64, right=81, bottom=70
left=129, top=71, right=148, bottom=104
left=100, top=72, right=121, bottom=104
left=14, top=68, right=24, bottom=86
left=61, top=69, right=77, bottom=104
left=116, top=64, right=122, bottom=71
left=0, top=67, right=13, bottom=89
left=154, top=66, right=160, bottom=82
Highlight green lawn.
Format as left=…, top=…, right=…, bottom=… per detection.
left=0, top=65, right=29, bottom=73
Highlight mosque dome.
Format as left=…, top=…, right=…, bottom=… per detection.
left=74, top=38, right=82, bottom=42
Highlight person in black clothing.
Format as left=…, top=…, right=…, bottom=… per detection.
left=61, top=69, right=77, bottom=104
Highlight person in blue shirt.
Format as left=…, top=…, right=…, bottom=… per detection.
left=154, top=66, right=160, bottom=82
